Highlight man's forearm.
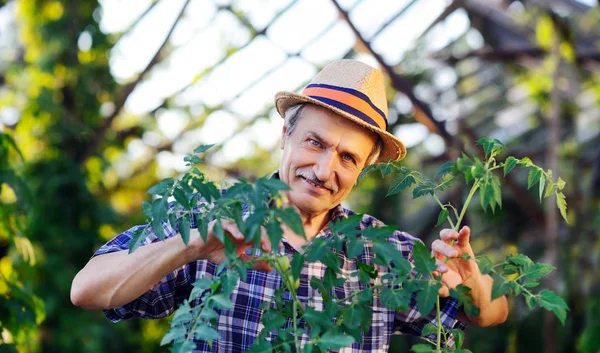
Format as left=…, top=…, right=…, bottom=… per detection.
left=71, top=236, right=195, bottom=310
left=460, top=273, right=508, bottom=327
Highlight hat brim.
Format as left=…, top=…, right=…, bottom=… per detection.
left=275, top=91, right=406, bottom=163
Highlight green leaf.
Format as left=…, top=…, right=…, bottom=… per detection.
left=357, top=261, right=378, bottom=280
left=490, top=175, right=502, bottom=209
left=453, top=285, right=480, bottom=317
left=454, top=153, right=473, bottom=173
left=291, top=253, right=304, bottom=279
left=448, top=328, right=465, bottom=349
left=260, top=177, right=290, bottom=192
left=184, top=154, right=203, bottom=165
left=142, top=201, right=153, bottom=218
left=434, top=162, right=454, bottom=179
left=221, top=272, right=239, bottom=295
left=538, top=290, right=569, bottom=325
left=318, top=330, right=355, bottom=350
left=194, top=144, right=215, bottom=153
left=194, top=324, right=221, bottom=341
left=266, top=220, right=283, bottom=251
left=556, top=177, right=566, bottom=190
left=491, top=274, right=509, bottom=300
left=171, top=341, right=196, bottom=353
left=476, top=256, right=493, bottom=275
left=556, top=192, right=568, bottom=223
left=262, top=309, right=286, bottom=330
left=528, top=167, right=542, bottom=189
left=346, top=239, right=365, bottom=258
left=526, top=263, right=555, bottom=281
left=171, top=310, right=192, bottom=326
left=148, top=178, right=174, bottom=195
left=358, top=163, right=378, bottom=183
left=129, top=226, right=148, bottom=254
left=412, top=242, right=437, bottom=276
left=180, top=216, right=191, bottom=245
left=306, top=238, right=330, bottom=263
left=276, top=207, right=305, bottom=238
left=210, top=294, right=234, bottom=310
left=173, top=187, right=190, bottom=209
left=412, top=185, right=434, bottom=199
left=476, top=138, right=495, bottom=157
left=523, top=280, right=540, bottom=288
left=410, top=343, right=435, bottom=352
left=525, top=294, right=539, bottom=309
left=436, top=208, right=449, bottom=227
left=508, top=253, right=534, bottom=267
left=416, top=282, right=441, bottom=316
left=151, top=198, right=168, bottom=240
left=544, top=181, right=556, bottom=198
left=387, top=174, right=415, bottom=196
left=380, top=288, right=411, bottom=310
left=160, top=326, right=186, bottom=346
left=503, top=156, right=518, bottom=176
left=341, top=304, right=364, bottom=328
left=373, top=242, right=407, bottom=268
left=479, top=182, right=496, bottom=213
left=192, top=178, right=220, bottom=202
left=380, top=163, right=394, bottom=177
left=421, top=323, right=437, bottom=337
left=247, top=339, right=272, bottom=353
left=538, top=174, right=546, bottom=202
left=520, top=157, right=533, bottom=167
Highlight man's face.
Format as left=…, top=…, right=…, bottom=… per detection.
left=279, top=104, right=377, bottom=217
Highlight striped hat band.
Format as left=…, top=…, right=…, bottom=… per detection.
left=302, top=83, right=388, bottom=131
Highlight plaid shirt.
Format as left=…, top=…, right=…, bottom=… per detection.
left=95, top=185, right=465, bottom=352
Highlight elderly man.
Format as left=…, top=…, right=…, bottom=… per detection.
left=71, top=60, right=508, bottom=352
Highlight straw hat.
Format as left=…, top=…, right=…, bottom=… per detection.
left=274, top=59, right=406, bottom=162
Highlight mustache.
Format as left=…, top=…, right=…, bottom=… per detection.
left=295, top=169, right=339, bottom=192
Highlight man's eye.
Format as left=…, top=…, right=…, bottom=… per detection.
left=309, top=139, right=320, bottom=147
left=342, top=154, right=356, bottom=163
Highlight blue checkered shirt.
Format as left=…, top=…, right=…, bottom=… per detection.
left=95, top=190, right=466, bottom=352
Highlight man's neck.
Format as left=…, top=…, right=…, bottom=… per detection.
left=284, top=208, right=332, bottom=253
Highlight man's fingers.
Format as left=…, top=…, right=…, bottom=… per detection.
left=441, top=270, right=462, bottom=291
left=259, top=227, right=272, bottom=253
left=438, top=284, right=450, bottom=298
left=440, top=228, right=459, bottom=242
left=239, top=254, right=273, bottom=272
left=435, top=259, right=448, bottom=273
left=432, top=239, right=459, bottom=258
left=458, top=225, right=471, bottom=246
left=220, top=220, right=244, bottom=241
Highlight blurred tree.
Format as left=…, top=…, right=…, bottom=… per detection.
left=0, top=0, right=597, bottom=352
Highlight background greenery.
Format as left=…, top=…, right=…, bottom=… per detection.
left=0, top=0, right=598, bottom=352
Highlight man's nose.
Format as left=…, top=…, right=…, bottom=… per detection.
left=314, top=151, right=336, bottom=182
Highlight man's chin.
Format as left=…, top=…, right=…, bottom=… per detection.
left=289, top=193, right=329, bottom=214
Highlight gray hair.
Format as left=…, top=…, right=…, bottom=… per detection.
left=284, top=103, right=383, bottom=166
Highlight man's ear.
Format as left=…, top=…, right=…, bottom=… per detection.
left=280, top=125, right=288, bottom=149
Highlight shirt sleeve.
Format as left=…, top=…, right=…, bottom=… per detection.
left=389, top=231, right=468, bottom=347
left=92, top=202, right=216, bottom=323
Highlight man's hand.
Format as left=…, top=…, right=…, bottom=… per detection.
left=430, top=225, right=509, bottom=327
left=431, top=226, right=478, bottom=297
left=187, top=219, right=275, bottom=272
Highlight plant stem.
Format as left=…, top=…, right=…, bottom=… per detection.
left=272, top=259, right=306, bottom=314
left=436, top=295, right=442, bottom=353
left=455, top=180, right=481, bottom=231
left=293, top=300, right=300, bottom=352
left=432, top=193, right=456, bottom=229
left=334, top=284, right=385, bottom=304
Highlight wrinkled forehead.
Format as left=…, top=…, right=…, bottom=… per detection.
left=296, top=105, right=377, bottom=152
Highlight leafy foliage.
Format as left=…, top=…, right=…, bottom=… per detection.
left=130, top=139, right=570, bottom=352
